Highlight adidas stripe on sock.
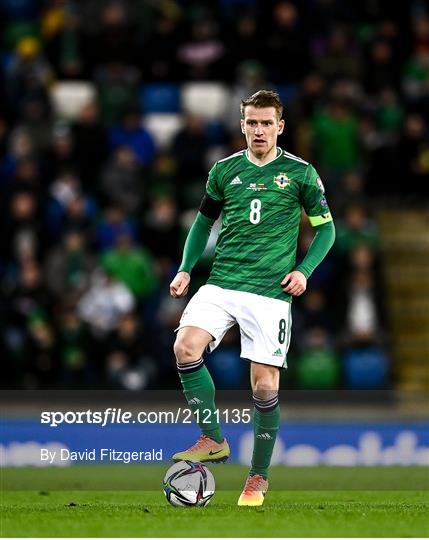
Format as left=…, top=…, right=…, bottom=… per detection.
left=252, top=393, right=279, bottom=412
left=176, top=357, right=204, bottom=373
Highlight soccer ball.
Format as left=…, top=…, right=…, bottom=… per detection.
left=163, top=460, right=215, bottom=507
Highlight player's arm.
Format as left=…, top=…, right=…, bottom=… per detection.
left=170, top=194, right=223, bottom=298
left=296, top=219, right=335, bottom=279
left=282, top=165, right=335, bottom=296
left=282, top=220, right=335, bottom=296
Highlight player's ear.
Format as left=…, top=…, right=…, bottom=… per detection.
left=278, top=119, right=285, bottom=134
left=240, top=119, right=245, bottom=134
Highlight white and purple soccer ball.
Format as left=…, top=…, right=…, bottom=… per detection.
left=163, top=460, right=215, bottom=507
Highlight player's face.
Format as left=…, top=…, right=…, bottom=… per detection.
left=241, top=106, right=284, bottom=158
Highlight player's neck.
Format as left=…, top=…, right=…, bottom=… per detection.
left=246, top=146, right=279, bottom=166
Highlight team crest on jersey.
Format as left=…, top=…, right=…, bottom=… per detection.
left=274, top=172, right=291, bottom=189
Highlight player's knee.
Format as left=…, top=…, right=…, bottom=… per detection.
left=173, top=336, right=202, bottom=364
left=253, top=379, right=278, bottom=401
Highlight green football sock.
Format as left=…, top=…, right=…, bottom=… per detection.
left=250, top=396, right=280, bottom=479
left=177, top=358, right=223, bottom=444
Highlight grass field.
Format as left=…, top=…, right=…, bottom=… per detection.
left=2, top=465, right=429, bottom=537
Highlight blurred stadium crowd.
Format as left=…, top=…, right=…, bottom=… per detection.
left=1, top=0, right=428, bottom=391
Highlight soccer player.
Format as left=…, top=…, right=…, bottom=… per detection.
left=169, top=90, right=335, bottom=506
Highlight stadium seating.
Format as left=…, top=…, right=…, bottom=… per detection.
left=378, top=210, right=429, bottom=391
left=343, top=348, right=389, bottom=389
left=181, top=82, right=231, bottom=120
left=275, top=84, right=299, bottom=105
left=139, top=83, right=181, bottom=114
left=295, top=349, right=340, bottom=389
left=50, top=81, right=96, bottom=120
left=143, top=113, right=184, bottom=150
left=205, top=348, right=245, bottom=387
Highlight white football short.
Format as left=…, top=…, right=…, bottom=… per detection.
left=176, top=284, right=292, bottom=368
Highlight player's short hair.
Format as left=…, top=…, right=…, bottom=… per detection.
left=240, top=90, right=284, bottom=120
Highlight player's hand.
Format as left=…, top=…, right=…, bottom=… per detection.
left=170, top=272, right=191, bottom=298
left=281, top=270, right=307, bottom=296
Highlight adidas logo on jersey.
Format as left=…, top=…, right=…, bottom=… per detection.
left=272, top=348, right=283, bottom=357
left=257, top=432, right=273, bottom=440
left=230, top=176, right=242, bottom=185
left=188, top=397, right=203, bottom=405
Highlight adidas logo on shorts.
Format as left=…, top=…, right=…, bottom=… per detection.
left=272, top=348, right=283, bottom=357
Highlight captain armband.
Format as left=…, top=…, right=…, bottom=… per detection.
left=199, top=194, right=224, bottom=220
left=308, top=212, right=333, bottom=227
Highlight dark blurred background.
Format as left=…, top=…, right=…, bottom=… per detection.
left=0, top=0, right=428, bottom=394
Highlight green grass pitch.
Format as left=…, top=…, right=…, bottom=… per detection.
left=1, top=465, right=428, bottom=537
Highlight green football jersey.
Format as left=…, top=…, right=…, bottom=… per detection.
left=205, top=147, right=332, bottom=302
